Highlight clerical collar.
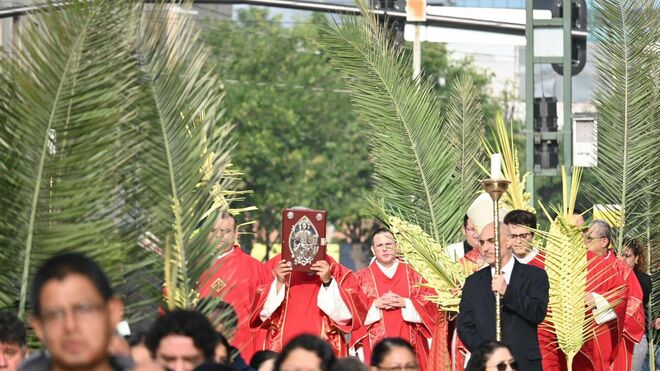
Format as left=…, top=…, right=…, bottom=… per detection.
left=491, top=256, right=515, bottom=284
left=375, top=259, right=399, bottom=279
left=514, top=248, right=539, bottom=264
left=217, top=245, right=236, bottom=260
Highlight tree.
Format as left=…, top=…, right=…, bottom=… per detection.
left=202, top=9, right=372, bottom=256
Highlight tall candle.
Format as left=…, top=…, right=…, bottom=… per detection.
left=491, top=153, right=502, bottom=180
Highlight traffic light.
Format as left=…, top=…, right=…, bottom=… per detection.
left=533, top=97, right=560, bottom=171
left=551, top=0, right=587, bottom=76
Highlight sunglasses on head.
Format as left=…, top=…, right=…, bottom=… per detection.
left=495, top=361, right=518, bottom=371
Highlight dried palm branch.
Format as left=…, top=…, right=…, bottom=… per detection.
left=318, top=1, right=463, bottom=243
left=480, top=113, right=534, bottom=213
left=586, top=0, right=659, bottom=254
left=389, top=216, right=466, bottom=312
left=535, top=167, right=624, bottom=370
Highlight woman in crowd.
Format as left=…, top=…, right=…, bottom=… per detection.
left=465, top=341, right=517, bottom=371
left=370, top=338, right=419, bottom=371
left=274, top=334, right=335, bottom=371
left=619, top=238, right=654, bottom=371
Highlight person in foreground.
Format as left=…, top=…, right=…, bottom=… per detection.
left=369, top=337, right=419, bottom=371
left=457, top=222, right=549, bottom=371
left=23, top=253, right=127, bottom=371
left=145, top=309, right=218, bottom=371
left=0, top=311, right=29, bottom=371
left=465, top=341, right=517, bottom=371
left=273, top=334, right=335, bottom=371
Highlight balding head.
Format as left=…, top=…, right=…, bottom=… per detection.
left=478, top=222, right=512, bottom=267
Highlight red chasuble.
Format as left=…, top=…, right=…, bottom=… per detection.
left=351, top=261, right=437, bottom=371
left=198, top=245, right=269, bottom=362
left=249, top=254, right=367, bottom=357
left=604, top=251, right=645, bottom=371
left=570, top=250, right=626, bottom=371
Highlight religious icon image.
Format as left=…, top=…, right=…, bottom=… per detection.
left=289, top=216, right=319, bottom=267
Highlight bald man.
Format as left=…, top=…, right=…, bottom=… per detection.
left=457, top=222, right=549, bottom=371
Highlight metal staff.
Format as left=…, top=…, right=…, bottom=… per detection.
left=481, top=178, right=510, bottom=341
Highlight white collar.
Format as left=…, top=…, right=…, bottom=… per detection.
left=374, top=259, right=399, bottom=279
left=217, top=246, right=235, bottom=260
left=491, top=256, right=515, bottom=284
left=514, top=248, right=539, bottom=264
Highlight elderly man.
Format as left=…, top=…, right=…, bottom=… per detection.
left=457, top=222, right=549, bottom=371
left=583, top=220, right=644, bottom=371
left=445, top=215, right=480, bottom=263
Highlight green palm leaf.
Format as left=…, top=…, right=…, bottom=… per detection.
left=318, top=4, right=462, bottom=242
left=131, top=2, right=235, bottom=311
left=586, top=0, right=659, bottom=253
left=0, top=0, right=138, bottom=318
left=445, top=72, right=487, bottom=236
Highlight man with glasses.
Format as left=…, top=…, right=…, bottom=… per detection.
left=445, top=215, right=480, bottom=263
left=503, top=210, right=544, bottom=269
left=26, top=253, right=128, bottom=371
left=350, top=228, right=436, bottom=371
left=584, top=220, right=645, bottom=371
left=457, top=222, right=549, bottom=371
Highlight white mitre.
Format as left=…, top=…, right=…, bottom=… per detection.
left=466, top=193, right=509, bottom=234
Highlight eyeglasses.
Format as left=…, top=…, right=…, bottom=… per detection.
left=584, top=235, right=604, bottom=242
left=508, top=233, right=532, bottom=240
left=493, top=360, right=518, bottom=370
left=378, top=364, right=419, bottom=371
left=464, top=226, right=478, bottom=235
left=40, top=302, right=106, bottom=325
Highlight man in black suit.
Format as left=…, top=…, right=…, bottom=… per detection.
left=458, top=222, right=549, bottom=371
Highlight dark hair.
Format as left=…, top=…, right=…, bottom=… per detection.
left=463, top=214, right=469, bottom=228
left=30, top=252, right=113, bottom=316
left=465, top=341, right=514, bottom=371
left=623, top=237, right=646, bottom=272
left=503, top=210, right=536, bottom=230
left=0, top=311, right=27, bottom=347
left=370, top=226, right=393, bottom=246
left=330, top=357, right=369, bottom=371
left=193, top=363, right=234, bottom=371
left=145, top=309, right=218, bottom=360
left=250, top=350, right=278, bottom=369
left=370, top=337, right=415, bottom=367
left=198, top=299, right=238, bottom=334
left=274, top=334, right=335, bottom=371
left=215, top=331, right=231, bottom=364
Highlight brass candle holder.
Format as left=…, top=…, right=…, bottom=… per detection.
left=481, top=178, right=510, bottom=341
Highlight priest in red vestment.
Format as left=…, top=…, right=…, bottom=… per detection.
left=586, top=220, right=645, bottom=371
left=249, top=253, right=366, bottom=357
left=350, top=227, right=437, bottom=370
left=197, top=212, right=269, bottom=362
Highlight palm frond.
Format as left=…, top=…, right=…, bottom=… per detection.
left=0, top=0, right=139, bottom=318
left=389, top=216, right=466, bottom=312
left=318, top=4, right=462, bottom=242
left=586, top=0, right=660, bottom=254
left=131, top=2, right=236, bottom=312
left=445, top=72, right=487, bottom=237
left=481, top=113, right=534, bottom=213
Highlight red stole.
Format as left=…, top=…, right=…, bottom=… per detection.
left=250, top=254, right=366, bottom=357
left=198, top=246, right=268, bottom=362
left=352, top=262, right=436, bottom=371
